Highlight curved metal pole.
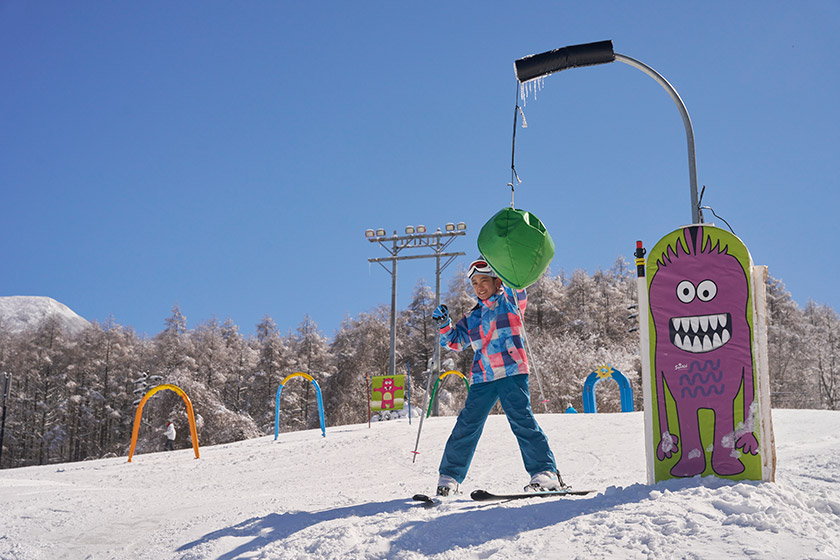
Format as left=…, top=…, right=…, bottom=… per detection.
left=514, top=41, right=702, bottom=224
left=614, top=53, right=700, bottom=224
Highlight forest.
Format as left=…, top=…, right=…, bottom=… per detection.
left=0, top=259, right=837, bottom=469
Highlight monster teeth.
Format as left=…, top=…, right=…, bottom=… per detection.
left=672, top=313, right=727, bottom=334
left=671, top=317, right=731, bottom=353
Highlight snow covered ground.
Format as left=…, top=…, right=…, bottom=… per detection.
left=1, top=409, right=838, bottom=559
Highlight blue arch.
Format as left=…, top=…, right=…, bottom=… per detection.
left=275, top=372, right=326, bottom=439
left=582, top=366, right=634, bottom=413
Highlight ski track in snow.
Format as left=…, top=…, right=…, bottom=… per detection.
left=0, top=409, right=838, bottom=559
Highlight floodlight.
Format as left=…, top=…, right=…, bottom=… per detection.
left=445, top=223, right=455, bottom=232
left=376, top=228, right=386, bottom=237
left=405, top=226, right=415, bottom=234
left=365, top=229, right=376, bottom=238
left=416, top=225, right=427, bottom=233
left=456, top=222, right=467, bottom=231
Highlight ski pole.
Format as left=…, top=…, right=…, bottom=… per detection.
left=411, top=354, right=439, bottom=462
left=406, top=361, right=411, bottom=425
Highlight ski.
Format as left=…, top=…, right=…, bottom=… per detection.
left=470, top=488, right=595, bottom=502
left=412, top=493, right=440, bottom=507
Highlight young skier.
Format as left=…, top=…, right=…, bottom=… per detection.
left=431, top=257, right=564, bottom=496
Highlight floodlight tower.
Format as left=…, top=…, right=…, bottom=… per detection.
left=365, top=222, right=466, bottom=412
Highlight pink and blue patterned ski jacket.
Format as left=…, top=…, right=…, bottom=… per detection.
left=439, top=285, right=528, bottom=384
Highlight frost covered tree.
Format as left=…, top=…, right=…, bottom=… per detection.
left=284, top=315, right=334, bottom=431
left=65, top=319, right=139, bottom=461
left=804, top=302, right=840, bottom=410
left=154, top=304, right=196, bottom=378
left=766, top=278, right=813, bottom=408
left=398, top=279, right=437, bottom=383
left=218, top=319, right=257, bottom=414
left=323, top=307, right=390, bottom=426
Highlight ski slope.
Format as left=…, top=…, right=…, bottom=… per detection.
left=1, top=409, right=838, bottom=559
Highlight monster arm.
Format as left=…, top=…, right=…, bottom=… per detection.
left=655, top=370, right=679, bottom=460
left=735, top=364, right=760, bottom=455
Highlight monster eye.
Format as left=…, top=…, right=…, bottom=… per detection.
left=676, top=280, right=696, bottom=303
left=697, top=280, right=717, bottom=302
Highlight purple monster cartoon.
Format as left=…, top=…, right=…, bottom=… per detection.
left=649, top=226, right=759, bottom=477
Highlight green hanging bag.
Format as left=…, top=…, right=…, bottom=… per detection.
left=477, top=207, right=555, bottom=289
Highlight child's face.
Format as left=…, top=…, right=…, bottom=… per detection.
left=471, top=275, right=501, bottom=300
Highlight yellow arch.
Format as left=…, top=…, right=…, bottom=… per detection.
left=127, top=384, right=200, bottom=462
left=440, top=370, right=467, bottom=382
left=427, top=370, right=470, bottom=418
left=281, top=372, right=315, bottom=385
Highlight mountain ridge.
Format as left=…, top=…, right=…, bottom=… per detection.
left=0, top=295, right=90, bottom=335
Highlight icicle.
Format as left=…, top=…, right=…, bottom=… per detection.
left=518, top=76, right=545, bottom=105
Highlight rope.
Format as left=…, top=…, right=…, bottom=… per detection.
left=511, top=288, right=549, bottom=413
left=509, top=80, right=523, bottom=208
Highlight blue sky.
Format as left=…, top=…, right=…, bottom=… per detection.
left=2, top=1, right=838, bottom=338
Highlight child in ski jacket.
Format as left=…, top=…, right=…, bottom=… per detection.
left=439, top=279, right=529, bottom=384
left=431, top=257, right=563, bottom=496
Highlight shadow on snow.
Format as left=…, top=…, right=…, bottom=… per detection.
left=176, top=479, right=745, bottom=558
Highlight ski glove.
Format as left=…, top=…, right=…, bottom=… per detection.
left=432, top=304, right=449, bottom=327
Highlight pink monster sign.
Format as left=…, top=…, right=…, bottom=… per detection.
left=642, top=225, right=775, bottom=483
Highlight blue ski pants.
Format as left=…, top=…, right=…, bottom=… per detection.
left=438, top=373, right=557, bottom=483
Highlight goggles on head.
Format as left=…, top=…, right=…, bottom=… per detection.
left=467, top=259, right=497, bottom=279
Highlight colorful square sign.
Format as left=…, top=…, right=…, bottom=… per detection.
left=370, top=375, right=405, bottom=412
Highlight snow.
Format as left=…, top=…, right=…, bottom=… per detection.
left=1, top=409, right=838, bottom=559
left=0, top=296, right=89, bottom=335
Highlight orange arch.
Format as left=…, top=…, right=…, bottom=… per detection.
left=127, top=384, right=200, bottom=462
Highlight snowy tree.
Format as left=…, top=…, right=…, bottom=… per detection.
left=286, top=315, right=334, bottom=431
left=324, top=307, right=390, bottom=426
left=218, top=319, right=257, bottom=414
left=398, top=280, right=437, bottom=383
left=804, top=302, right=840, bottom=410
left=252, top=316, right=291, bottom=432
left=766, top=277, right=813, bottom=408
left=154, top=304, right=196, bottom=378
left=63, top=319, right=139, bottom=461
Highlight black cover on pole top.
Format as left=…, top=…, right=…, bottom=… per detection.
left=515, top=40, right=615, bottom=83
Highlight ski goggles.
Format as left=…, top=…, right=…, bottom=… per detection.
left=467, top=259, right=497, bottom=279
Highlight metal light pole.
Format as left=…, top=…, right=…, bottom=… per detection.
left=0, top=372, right=11, bottom=468
left=514, top=40, right=703, bottom=225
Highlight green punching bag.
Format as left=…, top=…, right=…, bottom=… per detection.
left=477, top=207, right=555, bottom=289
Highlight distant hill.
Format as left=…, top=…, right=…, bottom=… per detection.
left=0, top=296, right=90, bottom=335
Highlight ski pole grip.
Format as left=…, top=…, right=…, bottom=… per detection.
left=515, top=40, right=615, bottom=83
